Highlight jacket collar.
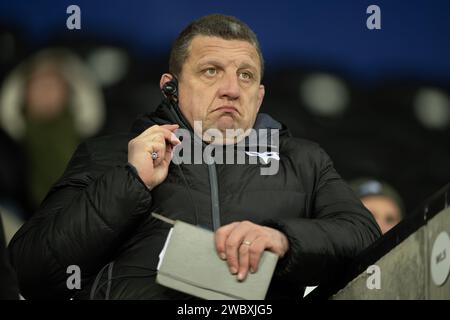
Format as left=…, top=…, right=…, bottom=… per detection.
left=130, top=99, right=290, bottom=144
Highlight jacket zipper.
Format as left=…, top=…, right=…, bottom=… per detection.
left=168, top=100, right=221, bottom=231
left=207, top=163, right=221, bottom=231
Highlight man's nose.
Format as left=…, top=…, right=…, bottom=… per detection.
left=217, top=72, right=240, bottom=100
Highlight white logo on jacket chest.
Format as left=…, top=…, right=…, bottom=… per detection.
left=245, top=151, right=280, bottom=164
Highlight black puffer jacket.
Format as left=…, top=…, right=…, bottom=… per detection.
left=9, top=100, right=381, bottom=299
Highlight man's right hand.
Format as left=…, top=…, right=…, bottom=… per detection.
left=128, top=124, right=181, bottom=190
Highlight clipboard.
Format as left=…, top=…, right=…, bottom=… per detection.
left=153, top=213, right=278, bottom=300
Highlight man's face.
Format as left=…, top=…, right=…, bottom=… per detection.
left=169, top=36, right=265, bottom=144
left=361, top=195, right=402, bottom=234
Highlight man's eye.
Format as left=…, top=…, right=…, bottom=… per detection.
left=239, top=72, right=252, bottom=81
left=204, top=68, right=217, bottom=77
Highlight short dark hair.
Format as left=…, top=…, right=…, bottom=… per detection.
left=169, top=14, right=264, bottom=79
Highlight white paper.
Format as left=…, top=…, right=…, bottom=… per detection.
left=157, top=227, right=174, bottom=271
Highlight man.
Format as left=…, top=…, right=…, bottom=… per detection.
left=350, top=178, right=404, bottom=234
left=9, top=14, right=381, bottom=299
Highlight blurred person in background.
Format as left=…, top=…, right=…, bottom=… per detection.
left=350, top=178, right=404, bottom=234
left=0, top=48, right=105, bottom=208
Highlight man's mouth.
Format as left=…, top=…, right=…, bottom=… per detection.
left=214, top=106, right=239, bottom=114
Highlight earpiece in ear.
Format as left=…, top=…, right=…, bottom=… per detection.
left=162, top=77, right=178, bottom=103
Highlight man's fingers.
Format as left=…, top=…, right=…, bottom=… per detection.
left=137, top=126, right=181, bottom=164
left=237, top=231, right=260, bottom=280
left=150, top=141, right=167, bottom=166
left=237, top=243, right=250, bottom=281
left=222, top=222, right=253, bottom=275
left=127, top=124, right=181, bottom=189
left=248, top=236, right=266, bottom=274
left=160, top=125, right=182, bottom=145
left=215, top=221, right=288, bottom=280
left=152, top=129, right=181, bottom=146
left=160, top=124, right=179, bottom=130
left=164, top=143, right=174, bottom=160
left=145, top=123, right=179, bottom=133
left=141, top=124, right=181, bottom=145
left=215, top=222, right=239, bottom=260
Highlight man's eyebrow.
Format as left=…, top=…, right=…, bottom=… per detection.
left=196, top=59, right=225, bottom=68
left=237, top=62, right=258, bottom=72
left=196, top=59, right=258, bottom=71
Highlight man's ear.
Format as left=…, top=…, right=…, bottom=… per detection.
left=257, top=84, right=265, bottom=112
left=160, top=73, right=174, bottom=89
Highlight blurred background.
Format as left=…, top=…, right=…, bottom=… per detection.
left=0, top=0, right=449, bottom=242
